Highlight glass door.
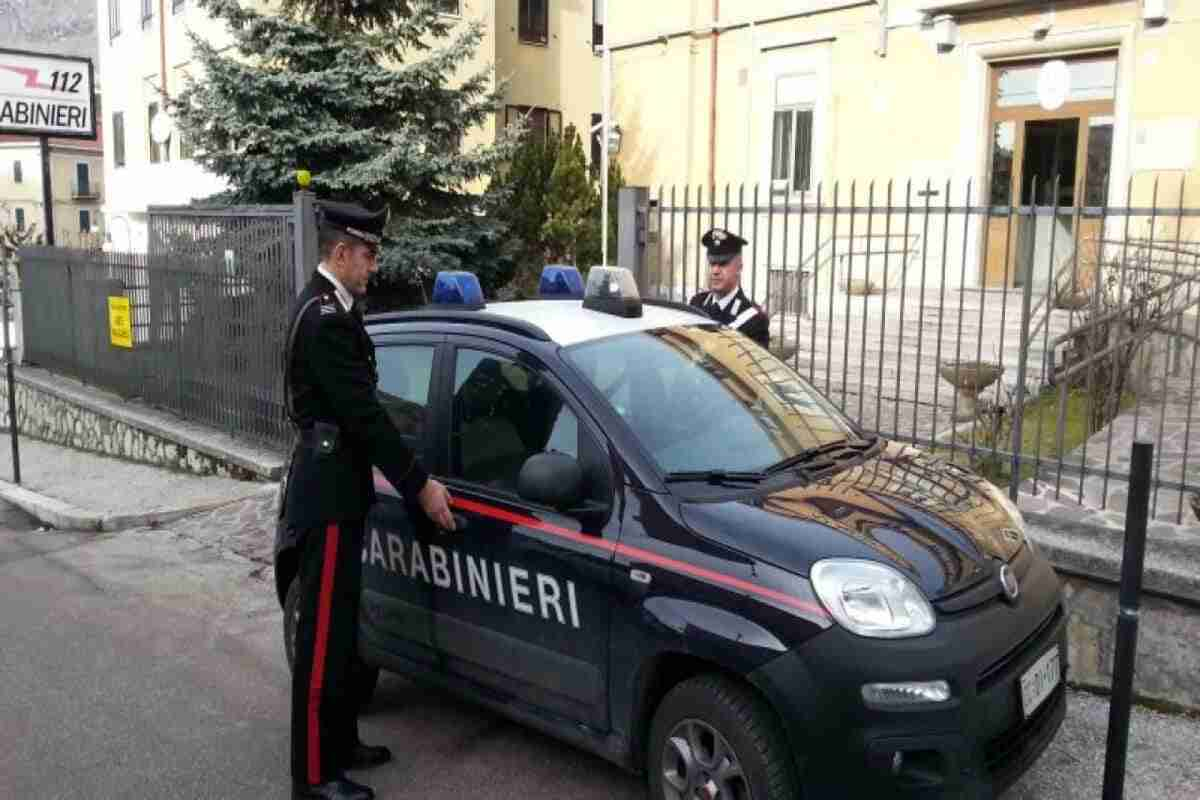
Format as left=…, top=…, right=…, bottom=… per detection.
left=983, top=53, right=1117, bottom=289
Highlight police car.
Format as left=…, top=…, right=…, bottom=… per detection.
left=277, top=266, right=1066, bottom=799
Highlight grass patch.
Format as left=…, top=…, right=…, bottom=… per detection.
left=939, top=387, right=1137, bottom=489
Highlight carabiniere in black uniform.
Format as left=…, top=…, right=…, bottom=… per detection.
left=278, top=204, right=429, bottom=800
left=689, top=227, right=770, bottom=348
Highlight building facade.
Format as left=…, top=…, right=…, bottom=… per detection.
left=607, top=0, right=1199, bottom=291
left=95, top=0, right=602, bottom=252
left=0, top=128, right=105, bottom=247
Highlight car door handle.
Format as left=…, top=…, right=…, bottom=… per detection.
left=443, top=513, right=468, bottom=532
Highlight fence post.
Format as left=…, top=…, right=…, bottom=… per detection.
left=618, top=186, right=648, bottom=292
left=1101, top=439, right=1153, bottom=800
left=293, top=191, right=319, bottom=296
left=1009, top=209, right=1039, bottom=501
left=2, top=253, right=20, bottom=484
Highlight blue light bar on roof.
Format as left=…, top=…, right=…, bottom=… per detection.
left=432, top=271, right=485, bottom=310
left=538, top=265, right=585, bottom=299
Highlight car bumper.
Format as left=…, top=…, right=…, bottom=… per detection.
left=751, top=554, right=1067, bottom=799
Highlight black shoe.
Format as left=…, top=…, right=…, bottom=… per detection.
left=293, top=776, right=375, bottom=800
left=346, top=742, right=392, bottom=770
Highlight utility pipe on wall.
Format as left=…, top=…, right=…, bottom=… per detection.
left=605, top=2, right=873, bottom=53
left=745, top=21, right=756, bottom=181
left=708, top=0, right=719, bottom=192
left=159, top=0, right=168, bottom=96
left=601, top=1, right=611, bottom=267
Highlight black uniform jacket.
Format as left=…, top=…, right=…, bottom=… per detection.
left=281, top=272, right=429, bottom=533
left=689, top=286, right=770, bottom=348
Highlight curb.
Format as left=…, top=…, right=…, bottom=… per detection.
left=0, top=479, right=278, bottom=533
left=1026, top=515, right=1200, bottom=607
left=12, top=367, right=287, bottom=480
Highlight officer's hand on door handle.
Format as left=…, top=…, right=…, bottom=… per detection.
left=418, top=478, right=456, bottom=532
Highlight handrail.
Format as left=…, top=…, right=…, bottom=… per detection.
left=1053, top=293, right=1200, bottom=385
left=1025, top=253, right=1084, bottom=347
left=1050, top=273, right=1200, bottom=348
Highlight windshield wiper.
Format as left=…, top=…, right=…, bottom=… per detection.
left=766, top=436, right=879, bottom=474
left=663, top=470, right=767, bottom=486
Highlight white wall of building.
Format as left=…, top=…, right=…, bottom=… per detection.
left=96, top=0, right=239, bottom=251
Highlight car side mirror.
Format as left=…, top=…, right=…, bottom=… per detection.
left=518, top=452, right=584, bottom=511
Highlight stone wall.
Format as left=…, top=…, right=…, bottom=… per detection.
left=1064, top=576, right=1200, bottom=712
left=0, top=376, right=258, bottom=480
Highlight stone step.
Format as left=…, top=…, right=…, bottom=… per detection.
left=779, top=336, right=1063, bottom=374
left=774, top=308, right=1076, bottom=330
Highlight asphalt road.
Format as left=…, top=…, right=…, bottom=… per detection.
left=1, top=498, right=1197, bottom=800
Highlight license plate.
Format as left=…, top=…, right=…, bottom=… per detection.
left=1019, top=645, right=1061, bottom=718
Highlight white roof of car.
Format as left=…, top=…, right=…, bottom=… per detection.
left=484, top=299, right=709, bottom=347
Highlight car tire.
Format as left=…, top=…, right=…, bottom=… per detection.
left=647, top=674, right=800, bottom=800
left=283, top=577, right=380, bottom=712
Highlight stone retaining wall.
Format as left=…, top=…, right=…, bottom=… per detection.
left=0, top=375, right=257, bottom=480
left=1064, top=575, right=1200, bottom=712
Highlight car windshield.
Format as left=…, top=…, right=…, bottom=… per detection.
left=563, top=326, right=856, bottom=475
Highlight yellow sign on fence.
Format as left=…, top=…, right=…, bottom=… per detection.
left=108, top=296, right=132, bottom=348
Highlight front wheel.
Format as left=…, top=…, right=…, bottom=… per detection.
left=283, top=577, right=379, bottom=711
left=647, top=675, right=800, bottom=800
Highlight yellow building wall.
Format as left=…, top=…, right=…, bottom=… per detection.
left=426, top=1, right=500, bottom=156
left=610, top=0, right=1200, bottom=289
left=495, top=0, right=602, bottom=145
left=0, top=144, right=105, bottom=242
left=611, top=1, right=1200, bottom=197
left=0, top=147, right=43, bottom=207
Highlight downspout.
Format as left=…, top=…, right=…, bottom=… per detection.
left=159, top=0, right=168, bottom=97
left=745, top=21, right=755, bottom=179
left=601, top=0, right=611, bottom=267
left=708, top=0, right=719, bottom=192
left=876, top=0, right=889, bottom=57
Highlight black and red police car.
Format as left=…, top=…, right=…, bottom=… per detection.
left=276, top=265, right=1066, bottom=799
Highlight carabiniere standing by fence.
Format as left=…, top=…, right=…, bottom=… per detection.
left=628, top=177, right=1200, bottom=525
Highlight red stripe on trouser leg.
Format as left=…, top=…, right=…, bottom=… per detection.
left=307, top=522, right=340, bottom=785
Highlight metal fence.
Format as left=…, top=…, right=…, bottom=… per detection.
left=21, top=204, right=299, bottom=449
left=628, top=177, right=1200, bottom=524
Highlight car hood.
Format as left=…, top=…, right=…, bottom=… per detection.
left=678, top=441, right=1026, bottom=600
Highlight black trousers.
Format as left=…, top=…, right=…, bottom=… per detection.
left=291, top=518, right=364, bottom=785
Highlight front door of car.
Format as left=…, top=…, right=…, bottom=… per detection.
left=360, top=334, right=446, bottom=670
left=432, top=337, right=619, bottom=731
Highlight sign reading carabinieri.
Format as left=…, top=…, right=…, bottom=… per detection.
left=0, top=48, right=96, bottom=139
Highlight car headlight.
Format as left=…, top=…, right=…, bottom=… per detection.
left=811, top=559, right=935, bottom=638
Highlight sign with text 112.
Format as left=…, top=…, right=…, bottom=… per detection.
left=0, top=48, right=96, bottom=139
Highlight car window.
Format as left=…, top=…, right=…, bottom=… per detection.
left=564, top=326, right=855, bottom=474
left=376, top=345, right=436, bottom=441
left=451, top=348, right=579, bottom=494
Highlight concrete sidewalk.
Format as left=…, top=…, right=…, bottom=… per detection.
left=0, top=434, right=276, bottom=531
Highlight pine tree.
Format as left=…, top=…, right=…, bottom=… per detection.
left=487, top=129, right=560, bottom=296
left=173, top=0, right=519, bottom=299
left=541, top=125, right=598, bottom=266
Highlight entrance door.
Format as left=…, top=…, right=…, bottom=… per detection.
left=984, top=54, right=1117, bottom=289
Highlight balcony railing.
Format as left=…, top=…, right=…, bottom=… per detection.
left=72, top=181, right=102, bottom=200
